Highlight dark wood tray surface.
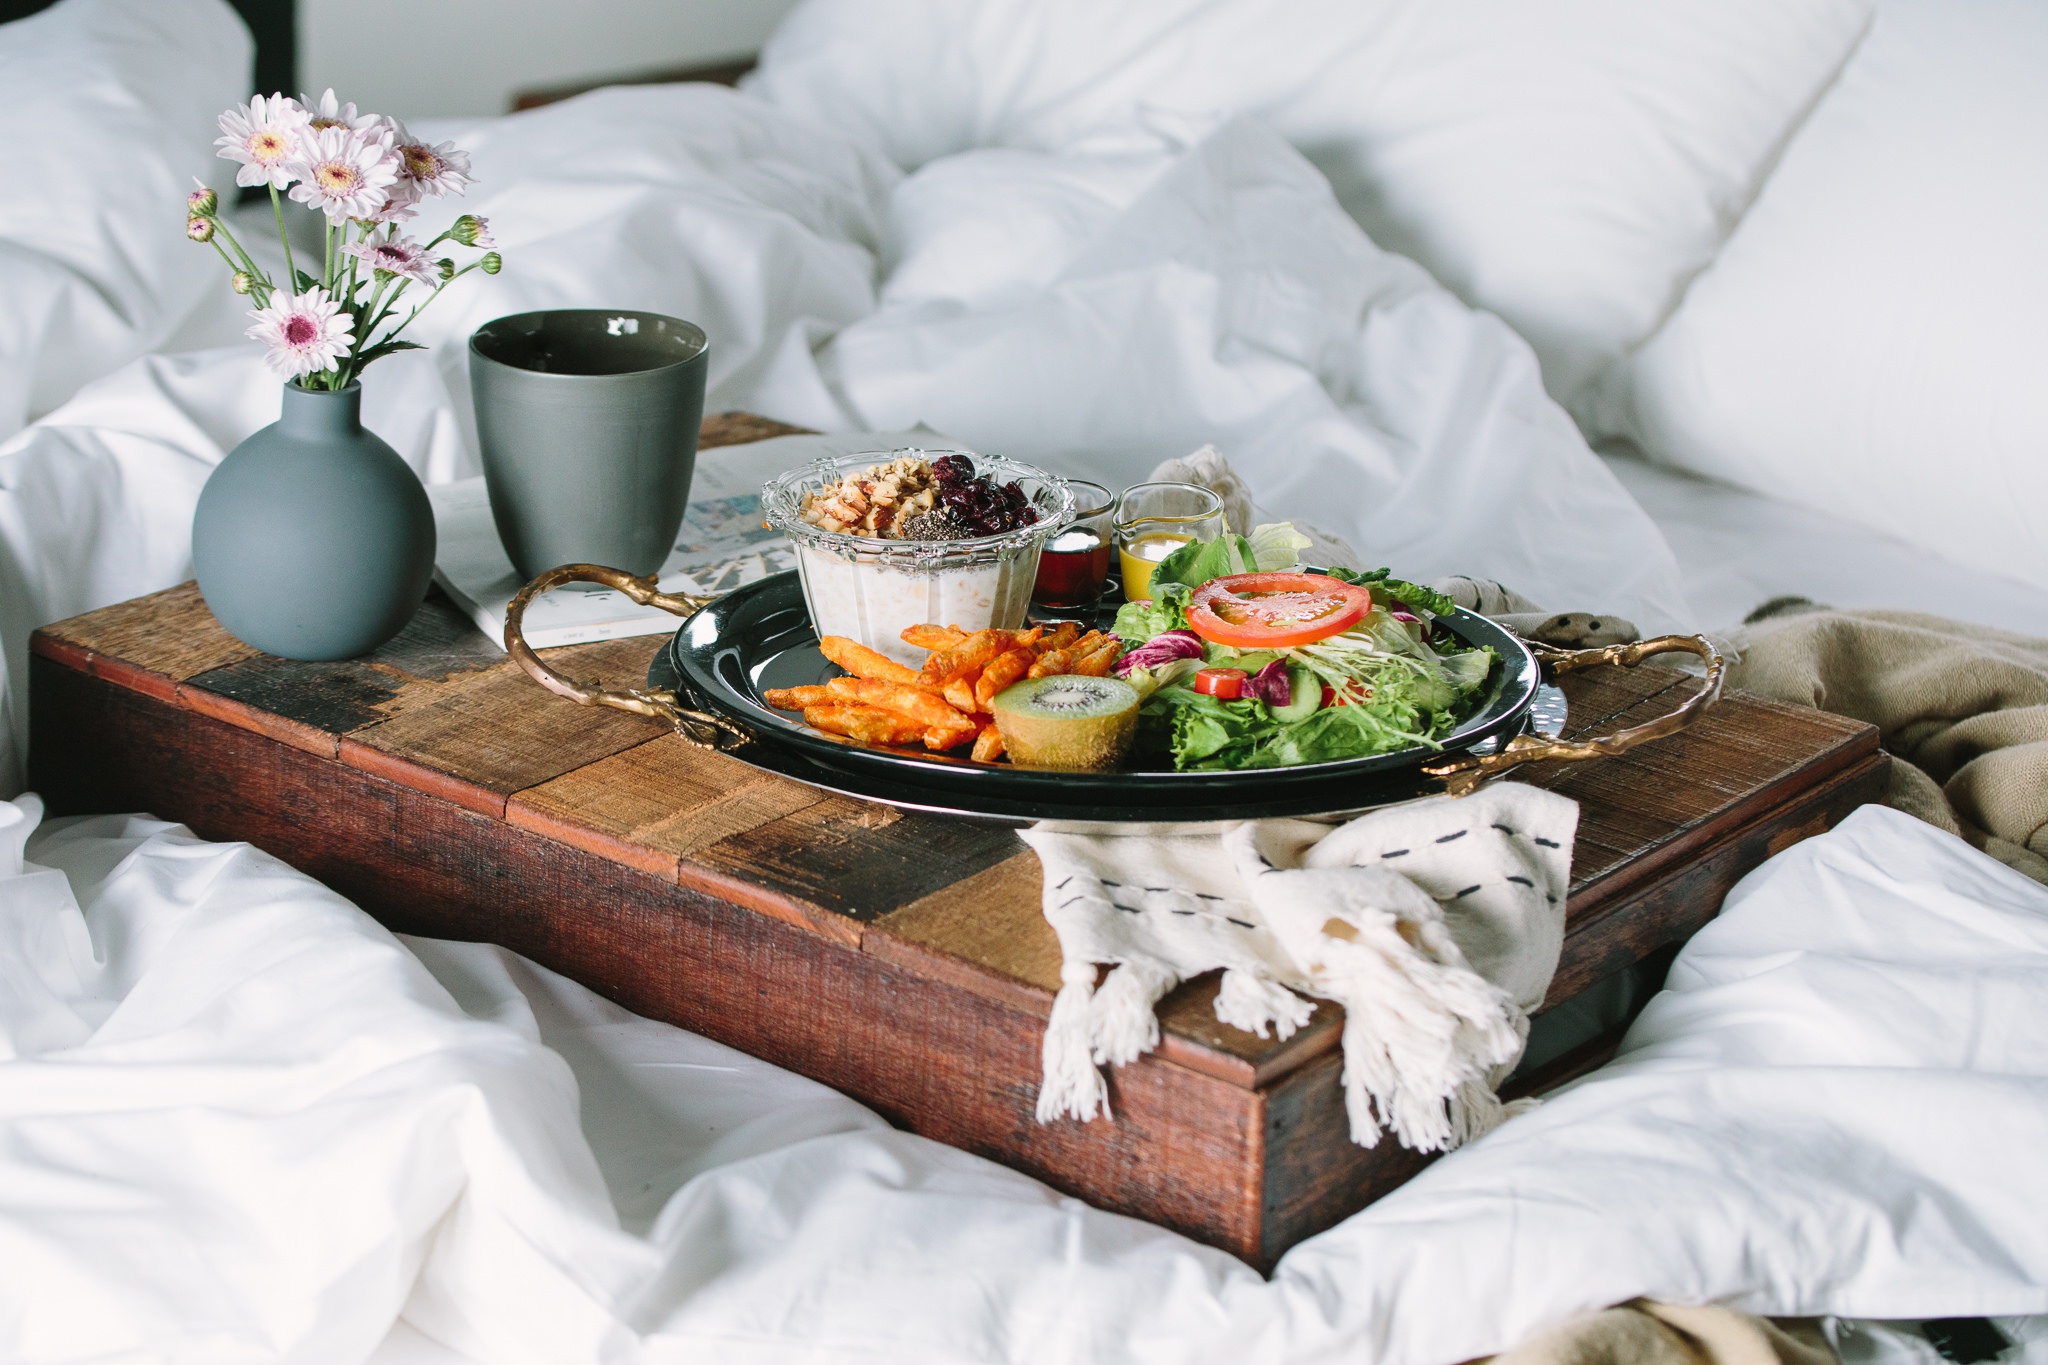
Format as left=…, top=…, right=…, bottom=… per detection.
left=25, top=409, right=1887, bottom=1268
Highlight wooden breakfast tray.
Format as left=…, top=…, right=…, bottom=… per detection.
left=26, top=413, right=1887, bottom=1270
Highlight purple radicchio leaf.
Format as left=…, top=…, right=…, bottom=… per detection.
left=1243, top=659, right=1292, bottom=706
left=1112, top=629, right=1204, bottom=678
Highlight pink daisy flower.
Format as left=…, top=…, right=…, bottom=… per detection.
left=287, top=125, right=400, bottom=223
left=343, top=235, right=438, bottom=287
left=216, top=94, right=309, bottom=190
left=388, top=121, right=475, bottom=201
left=363, top=191, right=419, bottom=226
left=246, top=286, right=354, bottom=379
left=301, top=88, right=381, bottom=134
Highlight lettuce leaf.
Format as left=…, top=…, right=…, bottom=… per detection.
left=1111, top=581, right=1191, bottom=643
left=1147, top=534, right=1254, bottom=592
left=1247, top=522, right=1311, bottom=571
left=1323, top=566, right=1458, bottom=617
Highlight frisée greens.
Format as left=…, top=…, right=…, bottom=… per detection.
left=1110, top=542, right=1498, bottom=771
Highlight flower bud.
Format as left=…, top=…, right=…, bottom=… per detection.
left=231, top=271, right=255, bottom=295
left=479, top=251, right=502, bottom=275
left=187, top=184, right=218, bottom=216
left=186, top=215, right=215, bottom=243
left=437, top=258, right=456, bottom=282
left=450, top=214, right=492, bottom=247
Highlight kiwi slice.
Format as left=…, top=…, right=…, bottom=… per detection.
left=990, top=675, right=1140, bottom=771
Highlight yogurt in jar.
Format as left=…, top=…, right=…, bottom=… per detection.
left=762, top=450, right=1073, bottom=667
left=795, top=543, right=1039, bottom=667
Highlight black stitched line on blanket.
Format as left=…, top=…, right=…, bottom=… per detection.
left=1193, top=892, right=1224, bottom=901
left=1171, top=908, right=1195, bottom=916
left=1053, top=876, right=1079, bottom=891
left=1492, top=824, right=1515, bottom=836
left=1451, top=884, right=1482, bottom=899
left=1534, top=837, right=1560, bottom=848
left=1100, top=879, right=1122, bottom=887
left=1505, top=875, right=1534, bottom=888
left=1380, top=848, right=1409, bottom=858
left=1436, top=830, right=1468, bottom=843
left=1226, top=917, right=1256, bottom=928
left=1057, top=893, right=1118, bottom=912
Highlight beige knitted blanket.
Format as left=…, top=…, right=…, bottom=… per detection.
left=1731, top=605, right=2048, bottom=883
left=1489, top=1301, right=1834, bottom=1365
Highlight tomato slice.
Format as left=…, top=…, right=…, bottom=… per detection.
left=1188, top=573, right=1371, bottom=649
left=1193, top=667, right=1246, bottom=700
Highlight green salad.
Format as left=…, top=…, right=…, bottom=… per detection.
left=1109, top=528, right=1499, bottom=771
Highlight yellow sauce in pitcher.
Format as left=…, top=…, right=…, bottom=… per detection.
left=1118, top=532, right=1193, bottom=603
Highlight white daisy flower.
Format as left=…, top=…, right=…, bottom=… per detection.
left=388, top=121, right=475, bottom=200
left=246, top=286, right=354, bottom=379
left=287, top=125, right=400, bottom=223
left=301, top=88, right=381, bottom=134
left=343, top=235, right=438, bottom=287
left=216, top=94, right=309, bottom=190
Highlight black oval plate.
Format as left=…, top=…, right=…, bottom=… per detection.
left=657, top=571, right=1538, bottom=824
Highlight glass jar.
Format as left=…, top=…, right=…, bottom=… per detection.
left=761, top=449, right=1075, bottom=666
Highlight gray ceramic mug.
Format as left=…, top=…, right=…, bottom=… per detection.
left=469, top=309, right=708, bottom=581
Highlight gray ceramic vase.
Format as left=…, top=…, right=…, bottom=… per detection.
left=468, top=309, right=708, bottom=581
left=193, top=382, right=436, bottom=660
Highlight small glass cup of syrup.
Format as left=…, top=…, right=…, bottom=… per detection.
left=1113, top=482, right=1226, bottom=603
left=1031, top=479, right=1116, bottom=617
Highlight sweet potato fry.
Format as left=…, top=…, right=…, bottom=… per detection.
left=923, top=720, right=979, bottom=750
left=923, top=628, right=1009, bottom=683
left=761, top=684, right=833, bottom=711
left=1026, top=649, right=1070, bottom=679
left=901, top=623, right=967, bottom=651
left=1071, top=637, right=1121, bottom=677
left=817, top=635, right=926, bottom=686
left=803, top=703, right=924, bottom=747
left=974, top=648, right=1033, bottom=708
left=1037, top=621, right=1080, bottom=653
left=971, top=723, right=1006, bottom=763
left=825, top=675, right=970, bottom=730
left=943, top=675, right=980, bottom=714
left=1007, top=626, right=1044, bottom=649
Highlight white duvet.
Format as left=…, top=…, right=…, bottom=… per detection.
left=0, top=0, right=1696, bottom=798
left=5, top=2, right=2047, bottom=1358
left=5, top=796, right=2046, bottom=1363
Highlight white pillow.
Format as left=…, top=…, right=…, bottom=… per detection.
left=750, top=0, right=1875, bottom=399
left=0, top=0, right=251, bottom=441
left=1586, top=0, right=2048, bottom=595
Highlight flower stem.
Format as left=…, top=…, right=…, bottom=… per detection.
left=207, top=238, right=262, bottom=304
left=269, top=184, right=297, bottom=289
left=206, top=217, right=271, bottom=297
left=386, top=260, right=480, bottom=341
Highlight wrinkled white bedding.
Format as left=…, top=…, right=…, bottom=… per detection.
left=6, top=2, right=2048, bottom=1357
left=0, top=67, right=1695, bottom=796
left=6, top=795, right=2046, bottom=1362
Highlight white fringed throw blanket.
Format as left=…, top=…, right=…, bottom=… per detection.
left=1021, top=783, right=1578, bottom=1151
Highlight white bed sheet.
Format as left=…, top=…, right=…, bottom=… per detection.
left=5, top=794, right=2046, bottom=1364
left=0, top=86, right=1693, bottom=799
left=1607, top=453, right=2048, bottom=640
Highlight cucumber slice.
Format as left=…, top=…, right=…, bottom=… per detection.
left=1265, top=663, right=1322, bottom=723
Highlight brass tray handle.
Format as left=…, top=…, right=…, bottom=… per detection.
left=1424, top=633, right=1724, bottom=796
left=502, top=563, right=750, bottom=752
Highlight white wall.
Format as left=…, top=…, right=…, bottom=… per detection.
left=299, top=0, right=799, bottom=119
